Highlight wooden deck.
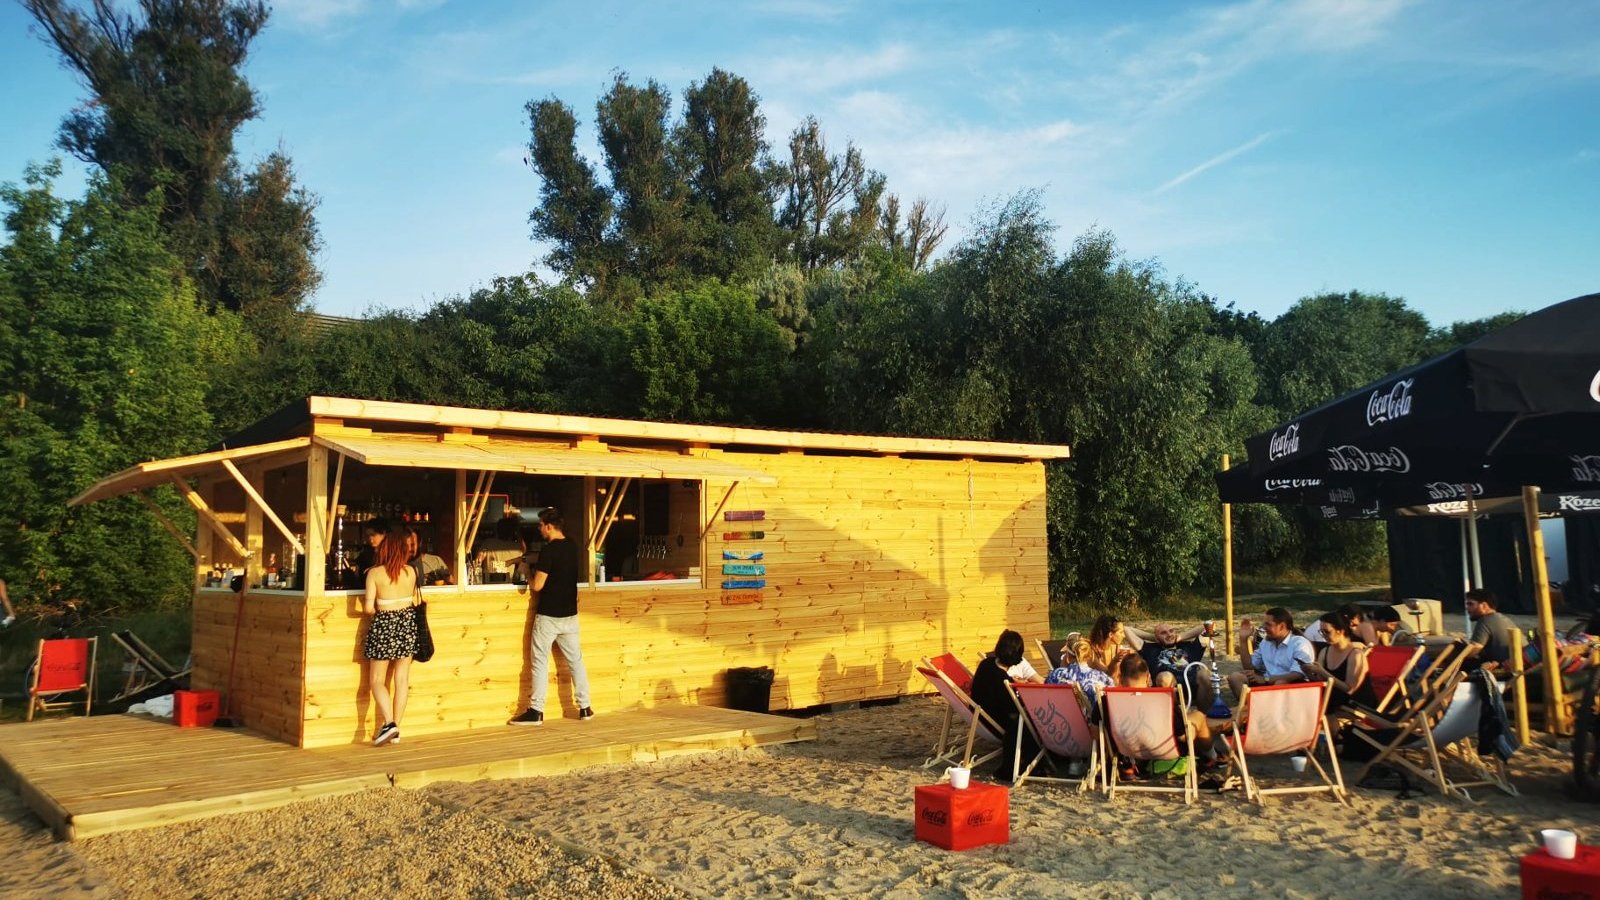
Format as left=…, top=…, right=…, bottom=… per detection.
left=0, top=707, right=815, bottom=841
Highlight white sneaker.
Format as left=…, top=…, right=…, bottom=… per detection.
left=373, top=722, right=399, bottom=746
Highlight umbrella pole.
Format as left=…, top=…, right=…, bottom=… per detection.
left=1222, top=454, right=1234, bottom=656
left=1458, top=518, right=1472, bottom=634
left=1523, top=485, right=1566, bottom=734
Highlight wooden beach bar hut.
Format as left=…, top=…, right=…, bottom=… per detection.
left=69, top=397, right=1070, bottom=748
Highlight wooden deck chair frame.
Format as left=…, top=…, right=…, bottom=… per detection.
left=1353, top=677, right=1516, bottom=801
left=916, top=664, right=1006, bottom=771
left=109, top=629, right=191, bottom=703
left=1035, top=638, right=1069, bottom=673
left=1009, top=681, right=1102, bottom=792
left=1226, top=681, right=1348, bottom=805
left=27, top=637, right=97, bottom=721
left=1100, top=685, right=1197, bottom=804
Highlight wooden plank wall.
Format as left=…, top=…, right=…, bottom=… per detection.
left=279, top=452, right=1045, bottom=747
left=191, top=592, right=307, bottom=745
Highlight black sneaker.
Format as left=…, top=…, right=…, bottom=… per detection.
left=578, top=707, right=595, bottom=721
left=373, top=722, right=399, bottom=746
left=508, top=708, right=544, bottom=727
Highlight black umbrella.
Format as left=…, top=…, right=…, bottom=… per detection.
left=1242, top=292, right=1600, bottom=487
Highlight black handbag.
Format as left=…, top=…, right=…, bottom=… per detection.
left=413, top=594, right=436, bottom=663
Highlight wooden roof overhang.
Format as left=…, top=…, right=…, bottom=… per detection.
left=67, top=437, right=315, bottom=562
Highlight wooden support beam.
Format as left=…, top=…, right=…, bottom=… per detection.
left=592, top=478, right=632, bottom=555
left=1222, top=452, right=1234, bottom=656
left=169, top=474, right=249, bottom=559
left=134, top=492, right=199, bottom=560
left=1523, top=485, right=1567, bottom=734
left=323, top=453, right=345, bottom=549
left=221, top=459, right=305, bottom=557
left=701, top=482, right=740, bottom=540
left=589, top=477, right=622, bottom=547
left=1508, top=629, right=1530, bottom=746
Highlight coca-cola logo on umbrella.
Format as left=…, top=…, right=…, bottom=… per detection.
left=1268, top=424, right=1300, bottom=461
left=1264, top=478, right=1321, bottom=491
left=1366, top=378, right=1414, bottom=426
left=1327, top=445, right=1411, bottom=474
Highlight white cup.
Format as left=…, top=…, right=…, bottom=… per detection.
left=1541, top=829, right=1578, bottom=860
left=946, top=766, right=971, bottom=789
left=1290, top=755, right=1308, bottom=773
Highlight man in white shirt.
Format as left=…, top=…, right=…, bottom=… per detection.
left=1227, top=607, right=1314, bottom=701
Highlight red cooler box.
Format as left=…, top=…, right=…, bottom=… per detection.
left=174, top=690, right=220, bottom=728
left=914, top=783, right=1009, bottom=851
left=1521, top=845, right=1600, bottom=899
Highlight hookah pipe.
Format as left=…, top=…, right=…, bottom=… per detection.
left=1205, top=620, right=1233, bottom=719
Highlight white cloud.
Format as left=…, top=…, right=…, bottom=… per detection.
left=1155, top=130, right=1279, bottom=194
left=747, top=41, right=916, bottom=93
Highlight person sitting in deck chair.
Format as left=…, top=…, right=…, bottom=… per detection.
left=970, top=630, right=1042, bottom=783
left=1116, top=655, right=1223, bottom=778
left=1228, top=608, right=1313, bottom=701
left=1045, top=637, right=1115, bottom=711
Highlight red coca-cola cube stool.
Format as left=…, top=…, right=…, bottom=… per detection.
left=1520, top=844, right=1600, bottom=899
left=914, top=782, right=1009, bottom=851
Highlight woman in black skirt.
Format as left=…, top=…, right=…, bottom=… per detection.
left=364, top=531, right=419, bottom=746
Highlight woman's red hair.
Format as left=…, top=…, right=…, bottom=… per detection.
left=377, top=532, right=411, bottom=581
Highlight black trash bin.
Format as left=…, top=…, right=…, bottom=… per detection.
left=726, top=666, right=775, bottom=713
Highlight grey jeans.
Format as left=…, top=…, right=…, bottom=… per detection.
left=531, top=613, right=591, bottom=712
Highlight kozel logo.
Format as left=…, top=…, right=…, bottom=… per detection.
left=1424, top=482, right=1484, bottom=501
left=1559, top=495, right=1600, bottom=512
left=1327, top=445, right=1411, bottom=474
left=1268, top=424, right=1301, bottom=461
left=1572, top=455, right=1600, bottom=483
left=1366, top=378, right=1415, bottom=426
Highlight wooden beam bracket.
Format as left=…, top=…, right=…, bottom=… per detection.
left=221, top=458, right=305, bottom=557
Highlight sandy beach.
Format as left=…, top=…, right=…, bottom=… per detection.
left=4, top=689, right=1600, bottom=900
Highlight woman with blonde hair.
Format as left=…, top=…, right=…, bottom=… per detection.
left=1045, top=637, right=1115, bottom=708
left=363, top=531, right=419, bottom=746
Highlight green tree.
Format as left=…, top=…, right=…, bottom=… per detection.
left=22, top=0, right=321, bottom=316
left=1418, top=310, right=1525, bottom=358
left=526, top=97, right=617, bottom=293
left=1256, top=291, right=1430, bottom=419
left=777, top=117, right=885, bottom=271
left=677, top=69, right=780, bottom=283
left=826, top=194, right=1261, bottom=602
left=0, top=164, right=243, bottom=609
left=619, top=281, right=793, bottom=424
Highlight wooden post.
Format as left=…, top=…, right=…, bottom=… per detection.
left=454, top=469, right=468, bottom=584
left=1508, top=628, right=1530, bottom=746
left=304, top=443, right=328, bottom=594
left=1523, top=485, right=1566, bottom=734
left=244, top=465, right=265, bottom=589
left=1223, top=453, right=1234, bottom=656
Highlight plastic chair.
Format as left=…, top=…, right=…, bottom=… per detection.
left=1100, top=686, right=1197, bottom=804
left=1225, top=681, right=1348, bottom=805
left=27, top=637, right=97, bottom=721
left=916, top=664, right=1005, bottom=771
left=1009, top=681, right=1101, bottom=791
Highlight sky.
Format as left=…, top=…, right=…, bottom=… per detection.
left=1, top=0, right=1596, bottom=325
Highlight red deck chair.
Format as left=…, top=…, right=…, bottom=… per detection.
left=1363, top=645, right=1426, bottom=714
left=1101, top=686, right=1197, bottom=804
left=926, top=652, right=974, bottom=694
left=1224, top=681, right=1348, bottom=805
left=1010, top=681, right=1102, bottom=791
left=27, top=637, right=97, bottom=721
left=916, top=664, right=1005, bottom=770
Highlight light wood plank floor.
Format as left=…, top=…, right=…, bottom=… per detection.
left=0, top=707, right=815, bottom=840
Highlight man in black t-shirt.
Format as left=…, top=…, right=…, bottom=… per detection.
left=1130, top=622, right=1213, bottom=710
left=509, top=508, right=593, bottom=726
